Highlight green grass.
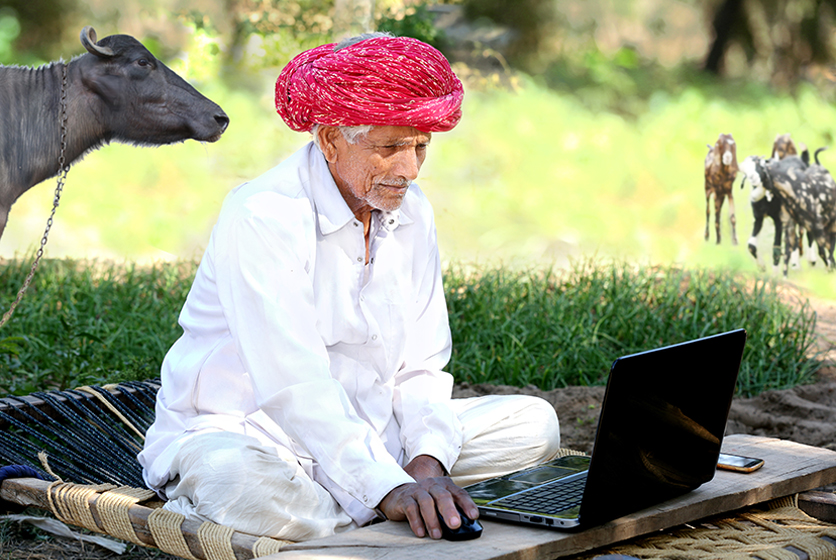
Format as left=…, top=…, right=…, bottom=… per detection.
left=445, top=259, right=822, bottom=397
left=4, top=35, right=836, bottom=302
left=0, top=258, right=193, bottom=395
left=0, top=257, right=822, bottom=398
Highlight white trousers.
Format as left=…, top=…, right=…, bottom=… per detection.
left=163, top=394, right=560, bottom=541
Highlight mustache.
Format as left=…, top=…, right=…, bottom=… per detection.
left=380, top=179, right=412, bottom=189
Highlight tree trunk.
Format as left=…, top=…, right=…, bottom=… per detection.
left=704, top=0, right=745, bottom=74
left=333, top=0, right=375, bottom=41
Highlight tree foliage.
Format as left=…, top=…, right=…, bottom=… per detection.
left=0, top=0, right=76, bottom=62
left=1, top=0, right=836, bottom=93
left=461, top=0, right=558, bottom=70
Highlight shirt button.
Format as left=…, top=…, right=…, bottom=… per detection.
left=354, top=222, right=360, bottom=227
left=357, top=257, right=363, bottom=262
left=372, top=334, right=378, bottom=340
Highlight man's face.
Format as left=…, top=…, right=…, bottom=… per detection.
left=322, top=125, right=432, bottom=215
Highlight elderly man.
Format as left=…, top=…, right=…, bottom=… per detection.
left=139, top=33, right=561, bottom=542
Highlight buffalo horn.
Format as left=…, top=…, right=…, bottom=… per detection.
left=80, top=26, right=115, bottom=58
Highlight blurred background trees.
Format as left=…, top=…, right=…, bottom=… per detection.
left=2, top=0, right=836, bottom=300
left=704, top=0, right=836, bottom=86
left=2, top=0, right=835, bottom=92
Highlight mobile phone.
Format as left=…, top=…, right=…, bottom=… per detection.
left=717, top=453, right=765, bottom=473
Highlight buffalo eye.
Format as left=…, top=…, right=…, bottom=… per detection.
left=137, top=58, right=151, bottom=67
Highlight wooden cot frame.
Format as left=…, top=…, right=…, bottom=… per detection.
left=3, top=386, right=836, bottom=560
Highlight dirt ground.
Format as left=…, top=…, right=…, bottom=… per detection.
left=2, top=298, right=836, bottom=558
left=456, top=295, right=836, bottom=455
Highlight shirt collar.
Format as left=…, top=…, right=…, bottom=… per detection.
left=379, top=210, right=401, bottom=231
left=306, top=143, right=415, bottom=235
left=308, top=144, right=356, bottom=235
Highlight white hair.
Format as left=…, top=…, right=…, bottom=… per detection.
left=334, top=32, right=394, bottom=52
left=311, top=124, right=374, bottom=151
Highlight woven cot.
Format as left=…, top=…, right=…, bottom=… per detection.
left=2, top=382, right=836, bottom=560
left=0, top=380, right=291, bottom=559
left=574, top=495, right=836, bottom=560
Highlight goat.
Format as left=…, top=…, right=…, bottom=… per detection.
left=0, top=27, right=229, bottom=240
left=704, top=133, right=739, bottom=245
left=745, top=133, right=814, bottom=271
left=772, top=133, right=817, bottom=267
left=741, top=154, right=836, bottom=275
left=743, top=155, right=805, bottom=272
left=799, top=151, right=836, bottom=267
left=771, top=133, right=799, bottom=160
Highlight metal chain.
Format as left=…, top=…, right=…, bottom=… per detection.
left=0, top=63, right=70, bottom=329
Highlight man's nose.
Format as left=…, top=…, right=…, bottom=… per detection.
left=392, top=149, right=421, bottom=181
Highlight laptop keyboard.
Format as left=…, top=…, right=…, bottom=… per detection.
left=491, top=472, right=587, bottom=515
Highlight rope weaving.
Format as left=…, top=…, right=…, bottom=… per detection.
left=38, top=451, right=62, bottom=480
left=253, top=536, right=289, bottom=556
left=0, top=380, right=300, bottom=559
left=76, top=385, right=147, bottom=441
left=578, top=496, right=836, bottom=560
left=47, top=480, right=117, bottom=533
left=0, top=380, right=159, bottom=486
left=196, top=520, right=236, bottom=560
left=147, top=508, right=201, bottom=560
left=97, top=485, right=157, bottom=544
left=40, top=478, right=296, bottom=559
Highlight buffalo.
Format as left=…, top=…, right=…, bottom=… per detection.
left=0, top=26, right=229, bottom=239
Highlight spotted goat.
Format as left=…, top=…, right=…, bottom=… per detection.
left=741, top=153, right=836, bottom=275
left=743, top=133, right=817, bottom=271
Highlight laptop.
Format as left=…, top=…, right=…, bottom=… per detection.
left=465, top=328, right=747, bottom=529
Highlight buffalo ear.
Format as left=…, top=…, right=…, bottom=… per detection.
left=83, top=72, right=124, bottom=109
left=81, top=27, right=115, bottom=58
left=77, top=55, right=123, bottom=109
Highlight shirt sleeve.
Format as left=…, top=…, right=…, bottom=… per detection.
left=393, top=212, right=464, bottom=473
left=213, top=191, right=414, bottom=511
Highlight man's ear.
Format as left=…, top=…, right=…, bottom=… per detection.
left=318, top=126, right=341, bottom=163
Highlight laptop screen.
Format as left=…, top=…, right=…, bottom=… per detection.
left=579, top=329, right=746, bottom=526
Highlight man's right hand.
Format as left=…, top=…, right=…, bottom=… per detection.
left=377, top=476, right=479, bottom=539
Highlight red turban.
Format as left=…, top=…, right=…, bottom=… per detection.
left=275, top=36, right=464, bottom=133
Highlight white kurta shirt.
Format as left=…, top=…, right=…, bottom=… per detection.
left=139, top=143, right=463, bottom=525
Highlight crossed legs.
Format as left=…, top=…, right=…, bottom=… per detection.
left=161, top=394, right=561, bottom=541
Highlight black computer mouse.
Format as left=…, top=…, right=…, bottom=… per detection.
left=438, top=505, right=483, bottom=541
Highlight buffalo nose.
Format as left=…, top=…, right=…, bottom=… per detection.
left=215, top=112, right=230, bottom=133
